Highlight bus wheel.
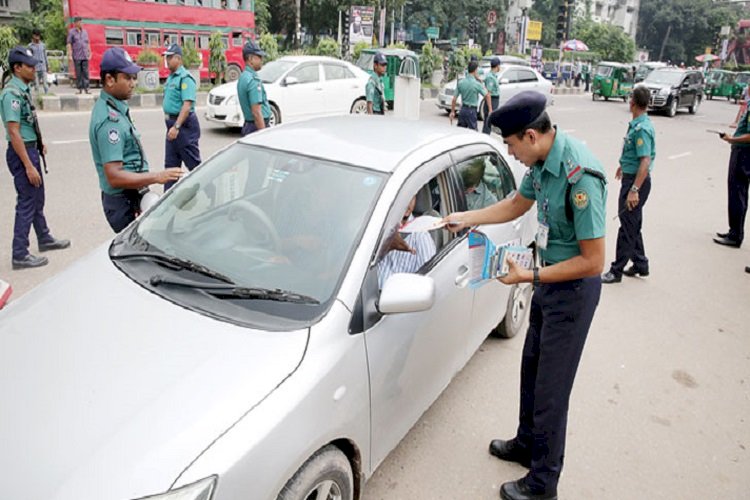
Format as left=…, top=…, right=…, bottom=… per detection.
left=225, top=64, right=242, bottom=82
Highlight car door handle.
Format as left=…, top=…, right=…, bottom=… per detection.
left=455, top=265, right=470, bottom=288
left=314, top=87, right=324, bottom=91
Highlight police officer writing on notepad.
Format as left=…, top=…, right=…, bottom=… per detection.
left=450, top=60, right=491, bottom=130
left=162, top=43, right=201, bottom=191
left=237, top=40, right=271, bottom=136
left=366, top=52, right=387, bottom=115
left=445, top=91, right=607, bottom=500
left=89, top=47, right=182, bottom=233
left=1, top=46, right=69, bottom=269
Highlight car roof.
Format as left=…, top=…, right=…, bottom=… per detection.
left=598, top=61, right=630, bottom=68
left=362, top=48, right=417, bottom=58
left=239, top=116, right=488, bottom=173
left=277, top=55, right=349, bottom=64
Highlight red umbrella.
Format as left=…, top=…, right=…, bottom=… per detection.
left=562, top=39, right=589, bottom=51
left=695, top=53, right=720, bottom=63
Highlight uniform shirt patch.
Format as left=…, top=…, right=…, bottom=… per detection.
left=11, top=99, right=20, bottom=111
left=573, top=189, right=589, bottom=209
left=636, top=138, right=644, bottom=146
left=108, top=128, right=121, bottom=144
left=181, top=83, right=188, bottom=90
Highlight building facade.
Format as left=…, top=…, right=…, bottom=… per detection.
left=0, top=0, right=31, bottom=24
left=582, top=0, right=640, bottom=39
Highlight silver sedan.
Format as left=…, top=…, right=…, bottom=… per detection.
left=0, top=117, right=536, bottom=500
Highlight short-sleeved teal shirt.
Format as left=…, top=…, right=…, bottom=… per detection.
left=519, top=129, right=608, bottom=264
left=163, top=65, right=197, bottom=115
left=733, top=108, right=750, bottom=148
left=619, top=113, right=655, bottom=175
left=0, top=76, right=37, bottom=142
left=237, top=66, right=271, bottom=122
left=89, top=91, right=149, bottom=195
left=366, top=70, right=385, bottom=112
left=457, top=75, right=487, bottom=108
left=484, top=71, right=500, bottom=97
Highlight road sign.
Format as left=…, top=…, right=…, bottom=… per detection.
left=527, top=20, right=543, bottom=41
left=426, top=26, right=440, bottom=39
left=487, top=10, right=497, bottom=26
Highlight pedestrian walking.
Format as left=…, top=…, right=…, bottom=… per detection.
left=366, top=52, right=387, bottom=115
left=89, top=48, right=182, bottom=233
left=450, top=60, right=491, bottom=131
left=237, top=41, right=271, bottom=136
left=28, top=29, right=49, bottom=95
left=482, top=57, right=501, bottom=135
left=714, top=98, right=750, bottom=248
left=66, top=17, right=91, bottom=94
left=445, top=91, right=607, bottom=500
left=161, top=43, right=201, bottom=191
left=1, top=47, right=70, bottom=270
left=602, top=86, right=655, bottom=283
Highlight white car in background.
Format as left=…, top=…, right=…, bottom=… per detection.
left=206, top=56, right=370, bottom=128
left=437, top=64, right=553, bottom=118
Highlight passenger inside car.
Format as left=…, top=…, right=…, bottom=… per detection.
left=460, top=158, right=499, bottom=210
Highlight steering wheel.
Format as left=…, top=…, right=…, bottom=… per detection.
left=228, top=199, right=283, bottom=254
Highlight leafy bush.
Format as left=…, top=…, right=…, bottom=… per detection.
left=136, top=48, right=160, bottom=67
left=315, top=37, right=339, bottom=58
left=208, top=31, right=226, bottom=84
left=182, top=38, right=201, bottom=68
left=352, top=41, right=371, bottom=61
left=388, top=42, right=408, bottom=49
left=420, top=41, right=441, bottom=82
left=259, top=33, right=279, bottom=62
left=0, top=26, right=18, bottom=71
left=48, top=57, right=62, bottom=73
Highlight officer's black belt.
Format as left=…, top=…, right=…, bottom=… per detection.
left=460, top=105, right=478, bottom=110
left=10, top=141, right=38, bottom=147
left=165, top=113, right=191, bottom=120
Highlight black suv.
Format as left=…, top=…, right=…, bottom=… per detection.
left=640, top=68, right=704, bottom=117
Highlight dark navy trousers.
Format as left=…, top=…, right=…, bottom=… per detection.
left=457, top=106, right=478, bottom=130
left=515, top=276, right=601, bottom=495
left=726, top=146, right=750, bottom=244
left=482, top=96, right=499, bottom=135
left=6, top=145, right=51, bottom=259
left=164, top=112, right=201, bottom=191
left=610, top=174, right=651, bottom=274
left=101, top=191, right=140, bottom=233
left=241, top=118, right=270, bottom=136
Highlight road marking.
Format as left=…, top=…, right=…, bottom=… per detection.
left=564, top=129, right=576, bottom=133
left=50, top=139, right=89, bottom=145
left=668, top=152, right=692, bottom=160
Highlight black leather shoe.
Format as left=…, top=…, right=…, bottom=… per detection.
left=601, top=271, right=621, bottom=283
left=489, top=439, right=531, bottom=468
left=500, top=479, right=557, bottom=500
left=713, top=236, right=741, bottom=248
left=745, top=266, right=750, bottom=274
left=716, top=231, right=730, bottom=239
left=622, top=265, right=649, bottom=277
left=39, top=237, right=71, bottom=252
left=12, top=254, right=48, bottom=270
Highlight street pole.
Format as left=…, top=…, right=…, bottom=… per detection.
left=658, top=24, right=671, bottom=62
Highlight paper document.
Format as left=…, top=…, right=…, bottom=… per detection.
left=399, top=215, right=459, bottom=233
left=468, top=230, right=533, bottom=288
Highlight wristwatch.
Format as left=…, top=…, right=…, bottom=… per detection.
left=533, top=266, right=540, bottom=287
left=174, top=123, right=181, bottom=130
left=629, top=185, right=640, bottom=193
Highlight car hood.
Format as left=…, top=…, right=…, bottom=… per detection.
left=0, top=246, right=308, bottom=500
left=643, top=81, right=676, bottom=90
left=209, top=80, right=238, bottom=97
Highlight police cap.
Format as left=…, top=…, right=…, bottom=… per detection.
left=100, top=47, right=141, bottom=74
left=490, top=57, right=501, bottom=68
left=8, top=46, right=39, bottom=67
left=163, top=43, right=182, bottom=57
left=243, top=40, right=267, bottom=59
left=373, top=52, right=387, bottom=65
left=489, top=90, right=547, bottom=138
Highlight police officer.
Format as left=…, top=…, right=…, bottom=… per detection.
left=366, top=52, right=387, bottom=115
left=1, top=46, right=69, bottom=269
left=162, top=43, right=201, bottom=191
left=602, top=86, right=655, bottom=283
left=89, top=47, right=182, bottom=233
left=714, top=94, right=750, bottom=248
left=482, top=57, right=501, bottom=135
left=450, top=60, right=491, bottom=130
left=445, top=91, right=607, bottom=500
left=237, top=40, right=271, bottom=136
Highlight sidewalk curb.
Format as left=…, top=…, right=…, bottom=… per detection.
left=551, top=87, right=585, bottom=95
left=40, top=91, right=208, bottom=112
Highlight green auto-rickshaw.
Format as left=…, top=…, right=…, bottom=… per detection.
left=591, top=62, right=634, bottom=101
left=356, top=48, right=420, bottom=107
left=705, top=69, right=736, bottom=100
left=732, top=71, right=750, bottom=103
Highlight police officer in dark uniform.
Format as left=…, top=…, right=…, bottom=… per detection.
left=445, top=91, right=607, bottom=500
left=1, top=46, right=69, bottom=269
left=237, top=40, right=271, bottom=136
left=162, top=43, right=201, bottom=191
left=450, top=60, right=491, bottom=130
left=366, top=52, right=387, bottom=115
left=89, top=47, right=182, bottom=232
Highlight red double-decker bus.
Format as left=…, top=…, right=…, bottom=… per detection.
left=63, top=0, right=256, bottom=83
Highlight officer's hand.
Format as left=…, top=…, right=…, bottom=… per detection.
left=42, top=144, right=48, bottom=156
left=25, top=167, right=42, bottom=188
left=167, top=126, right=179, bottom=141
left=626, top=191, right=639, bottom=210
left=499, top=257, right=527, bottom=285
left=157, top=168, right=183, bottom=184
left=442, top=212, right=471, bottom=233
left=615, top=166, right=622, bottom=180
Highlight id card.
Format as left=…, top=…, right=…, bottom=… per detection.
left=536, top=222, right=549, bottom=250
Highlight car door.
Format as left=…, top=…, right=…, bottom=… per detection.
left=517, top=68, right=541, bottom=92
left=452, top=145, right=526, bottom=352
left=280, top=62, right=324, bottom=122
left=322, top=62, right=360, bottom=115
left=358, top=153, right=475, bottom=470
left=678, top=73, right=691, bottom=107
left=499, top=68, right=522, bottom=104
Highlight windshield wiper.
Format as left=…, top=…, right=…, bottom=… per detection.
left=149, top=275, right=320, bottom=305
left=111, top=251, right=234, bottom=284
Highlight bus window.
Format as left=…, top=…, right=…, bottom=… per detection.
left=231, top=32, right=242, bottom=47
left=105, top=28, right=124, bottom=45
left=145, top=31, right=160, bottom=48
left=199, top=33, right=210, bottom=49
left=164, top=32, right=179, bottom=46
left=126, top=30, right=143, bottom=47
left=182, top=34, right=197, bottom=47
left=222, top=36, right=229, bottom=49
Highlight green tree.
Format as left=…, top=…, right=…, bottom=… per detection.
left=259, top=32, right=279, bottom=61
left=572, top=19, right=635, bottom=62
left=528, top=0, right=558, bottom=48
left=254, top=0, right=272, bottom=35
left=208, top=31, right=227, bottom=85
left=0, top=25, right=18, bottom=79
left=315, top=37, right=340, bottom=57
left=420, top=40, right=440, bottom=82
left=13, top=0, right=66, bottom=50
left=182, top=38, right=201, bottom=68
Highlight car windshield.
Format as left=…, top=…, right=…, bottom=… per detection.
left=645, top=70, right=683, bottom=85
left=543, top=62, right=556, bottom=72
left=356, top=53, right=374, bottom=71
left=738, top=73, right=750, bottom=84
left=707, top=72, right=725, bottom=83
left=635, top=66, right=652, bottom=80
left=596, top=65, right=614, bottom=77
left=258, top=60, right=296, bottom=83
left=131, top=144, right=386, bottom=322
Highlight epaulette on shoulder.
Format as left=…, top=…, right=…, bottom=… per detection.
left=565, top=158, right=606, bottom=185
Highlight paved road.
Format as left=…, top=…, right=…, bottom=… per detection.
left=1, top=95, right=748, bottom=499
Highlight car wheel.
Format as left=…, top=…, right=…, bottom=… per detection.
left=269, top=104, right=281, bottom=126
left=592, top=93, right=598, bottom=101
left=689, top=96, right=701, bottom=114
left=667, top=97, right=677, bottom=117
left=604, top=96, right=609, bottom=101
left=350, top=98, right=367, bottom=114
left=277, top=445, right=353, bottom=500
left=225, top=64, right=242, bottom=82
left=491, top=282, right=533, bottom=339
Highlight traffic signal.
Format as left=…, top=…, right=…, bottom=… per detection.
left=341, top=9, right=350, bottom=54
left=468, top=17, right=477, bottom=38
left=556, top=1, right=569, bottom=46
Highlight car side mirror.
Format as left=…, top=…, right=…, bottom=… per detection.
left=284, top=76, right=300, bottom=86
left=378, top=274, right=435, bottom=314
left=500, top=78, right=510, bottom=85
left=682, top=81, right=690, bottom=88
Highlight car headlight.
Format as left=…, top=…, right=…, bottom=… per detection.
left=224, top=95, right=236, bottom=106
left=659, top=87, right=670, bottom=95
left=132, top=476, right=216, bottom=500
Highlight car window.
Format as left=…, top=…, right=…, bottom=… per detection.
left=456, top=153, right=516, bottom=211
left=289, top=63, right=320, bottom=84
left=503, top=69, right=520, bottom=83
left=517, top=69, right=538, bottom=83
left=324, top=64, right=355, bottom=80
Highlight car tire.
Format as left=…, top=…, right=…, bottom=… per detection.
left=689, top=96, right=701, bottom=114
left=350, top=98, right=368, bottom=114
left=277, top=445, right=354, bottom=500
left=491, top=282, right=533, bottom=339
left=225, top=64, right=242, bottom=82
left=269, top=103, right=281, bottom=126
left=667, top=97, right=678, bottom=117
left=592, top=93, right=598, bottom=101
